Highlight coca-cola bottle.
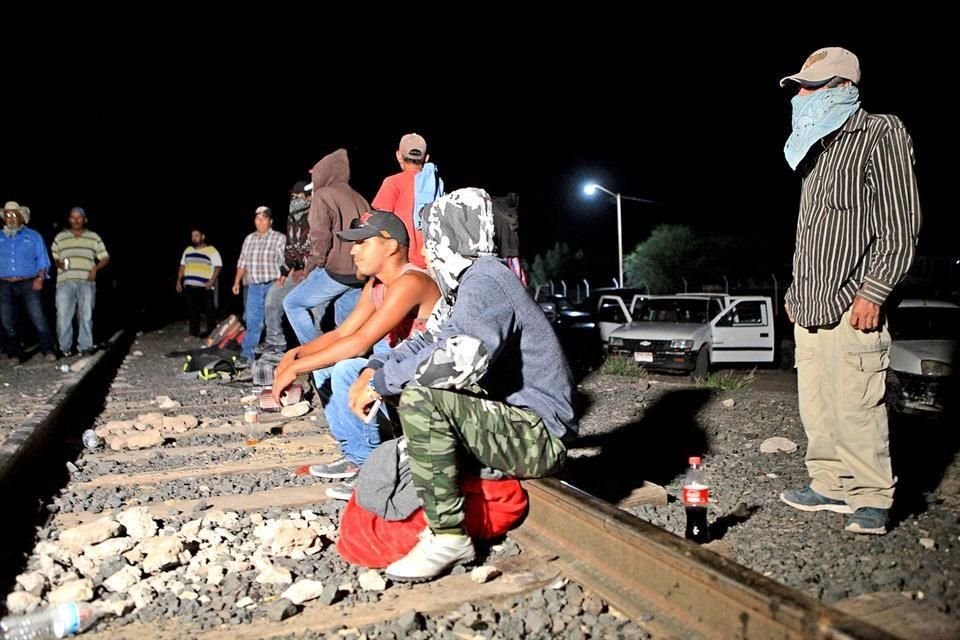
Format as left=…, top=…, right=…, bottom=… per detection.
left=682, top=456, right=710, bottom=543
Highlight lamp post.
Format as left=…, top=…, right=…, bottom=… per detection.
left=584, top=183, right=656, bottom=288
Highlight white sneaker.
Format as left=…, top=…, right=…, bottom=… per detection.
left=385, top=528, right=475, bottom=582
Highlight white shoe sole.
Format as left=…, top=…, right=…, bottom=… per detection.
left=308, top=464, right=358, bottom=480
left=779, top=492, right=853, bottom=514
left=385, top=553, right=476, bottom=583
left=845, top=523, right=886, bottom=535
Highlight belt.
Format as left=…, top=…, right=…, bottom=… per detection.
left=805, top=320, right=841, bottom=334
left=1, top=275, right=38, bottom=283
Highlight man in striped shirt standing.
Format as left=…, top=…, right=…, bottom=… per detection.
left=778, top=48, right=922, bottom=535
left=51, top=207, right=110, bottom=356
left=176, top=228, right=222, bottom=337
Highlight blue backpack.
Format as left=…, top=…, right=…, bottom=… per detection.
left=413, top=162, right=444, bottom=230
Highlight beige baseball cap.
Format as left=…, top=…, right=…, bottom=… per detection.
left=399, top=133, right=427, bottom=160
left=779, top=47, right=860, bottom=88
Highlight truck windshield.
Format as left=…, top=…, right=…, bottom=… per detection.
left=890, top=307, right=960, bottom=341
left=634, top=299, right=710, bottom=324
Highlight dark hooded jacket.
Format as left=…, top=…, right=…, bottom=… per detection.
left=307, top=149, right=368, bottom=285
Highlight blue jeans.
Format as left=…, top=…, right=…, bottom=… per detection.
left=282, top=269, right=361, bottom=346
left=56, top=280, right=96, bottom=353
left=264, top=276, right=327, bottom=348
left=325, top=357, right=387, bottom=465
left=1, top=280, right=55, bottom=356
left=241, top=282, right=272, bottom=359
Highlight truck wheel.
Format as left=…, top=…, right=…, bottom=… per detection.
left=693, top=348, right=710, bottom=379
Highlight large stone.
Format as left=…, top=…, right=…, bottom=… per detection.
left=117, top=507, right=159, bottom=540
left=160, top=416, right=191, bottom=434
left=270, top=528, right=317, bottom=556
left=95, top=420, right=135, bottom=437
left=60, top=518, right=122, bottom=552
left=104, top=565, right=142, bottom=593
left=72, top=554, right=99, bottom=579
left=266, top=598, right=299, bottom=622
left=202, top=510, right=240, bottom=531
left=6, top=591, right=42, bottom=614
left=760, top=436, right=798, bottom=454
left=96, top=599, right=134, bottom=617
left=123, top=429, right=165, bottom=450
left=155, top=396, right=181, bottom=410
left=179, top=519, right=203, bottom=541
left=135, top=412, right=164, bottom=426
left=48, top=578, right=95, bottom=604
left=280, top=401, right=311, bottom=418
left=470, top=566, right=502, bottom=584
left=358, top=570, right=386, bottom=592
left=85, top=536, right=136, bottom=561
left=281, top=580, right=325, bottom=606
left=256, top=565, right=293, bottom=586
left=15, top=571, right=47, bottom=597
left=128, top=581, right=157, bottom=609
left=136, top=536, right=186, bottom=574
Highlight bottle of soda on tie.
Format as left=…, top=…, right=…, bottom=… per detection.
left=682, top=456, right=710, bottom=543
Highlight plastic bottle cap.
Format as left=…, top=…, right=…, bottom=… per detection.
left=689, top=456, right=701, bottom=465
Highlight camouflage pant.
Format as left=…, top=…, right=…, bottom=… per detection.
left=398, top=386, right=567, bottom=534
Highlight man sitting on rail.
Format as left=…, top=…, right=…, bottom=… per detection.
left=347, top=188, right=578, bottom=582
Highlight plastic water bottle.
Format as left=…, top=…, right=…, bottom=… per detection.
left=81, top=429, right=102, bottom=450
left=0, top=602, right=101, bottom=639
left=682, top=456, right=710, bottom=543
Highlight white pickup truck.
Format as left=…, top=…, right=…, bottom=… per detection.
left=602, top=293, right=776, bottom=377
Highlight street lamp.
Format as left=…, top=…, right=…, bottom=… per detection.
left=584, top=183, right=657, bottom=288
left=584, top=183, right=624, bottom=287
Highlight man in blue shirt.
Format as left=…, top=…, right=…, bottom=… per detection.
left=1, top=201, right=56, bottom=363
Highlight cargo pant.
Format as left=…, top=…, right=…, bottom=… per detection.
left=398, top=386, right=567, bottom=534
left=794, top=309, right=895, bottom=510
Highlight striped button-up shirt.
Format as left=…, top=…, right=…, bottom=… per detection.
left=237, top=229, right=285, bottom=285
left=785, top=109, right=921, bottom=327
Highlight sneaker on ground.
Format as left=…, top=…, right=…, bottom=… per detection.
left=845, top=507, right=889, bottom=535
left=325, top=480, right=355, bottom=501
left=385, top=528, right=475, bottom=582
left=308, top=457, right=359, bottom=479
left=780, top=486, right=853, bottom=514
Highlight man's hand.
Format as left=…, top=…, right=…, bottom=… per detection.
left=232, top=283, right=241, bottom=295
left=277, top=275, right=287, bottom=288
left=849, top=295, right=881, bottom=332
left=349, top=368, right=380, bottom=420
left=785, top=302, right=795, bottom=324
left=275, top=347, right=300, bottom=378
left=32, top=276, right=43, bottom=291
left=271, top=365, right=297, bottom=404
left=176, top=280, right=183, bottom=293
left=290, top=269, right=305, bottom=284
left=87, top=269, right=97, bottom=282
left=204, top=279, right=215, bottom=290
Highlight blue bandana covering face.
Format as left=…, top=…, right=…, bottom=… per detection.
left=784, top=85, right=860, bottom=170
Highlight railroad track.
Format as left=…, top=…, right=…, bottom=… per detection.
left=0, top=328, right=906, bottom=639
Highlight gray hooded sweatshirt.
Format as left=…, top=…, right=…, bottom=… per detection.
left=367, top=188, right=577, bottom=440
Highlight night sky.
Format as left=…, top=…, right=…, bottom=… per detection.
left=2, top=22, right=951, bottom=327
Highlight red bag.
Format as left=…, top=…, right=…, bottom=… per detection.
left=336, top=477, right=528, bottom=568
left=203, top=314, right=245, bottom=349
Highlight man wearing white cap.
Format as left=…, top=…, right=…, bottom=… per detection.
left=778, top=47, right=922, bottom=535
left=0, top=201, right=56, bottom=362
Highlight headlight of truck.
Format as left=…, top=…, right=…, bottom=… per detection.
left=609, top=337, right=624, bottom=347
left=670, top=339, right=693, bottom=350
left=921, top=360, right=952, bottom=377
